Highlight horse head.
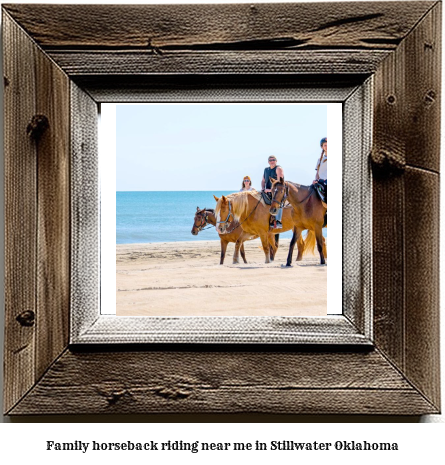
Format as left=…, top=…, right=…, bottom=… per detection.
left=269, top=177, right=287, bottom=216
left=214, top=195, right=232, bottom=234
left=191, top=207, right=207, bottom=235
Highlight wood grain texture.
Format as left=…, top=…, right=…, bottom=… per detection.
left=75, top=315, right=370, bottom=345
left=372, top=175, right=405, bottom=368
left=342, top=80, right=372, bottom=336
left=75, top=74, right=364, bottom=103
left=404, top=2, right=441, bottom=172
left=35, top=41, right=70, bottom=381
left=9, top=349, right=438, bottom=415
left=70, top=83, right=99, bottom=339
left=3, top=12, right=37, bottom=414
left=372, top=18, right=407, bottom=371
left=372, top=4, right=441, bottom=411
left=3, top=2, right=435, bottom=50
left=404, top=168, right=440, bottom=409
left=46, top=50, right=390, bottom=77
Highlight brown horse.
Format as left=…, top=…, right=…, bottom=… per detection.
left=213, top=191, right=306, bottom=264
left=270, top=177, right=327, bottom=265
left=191, top=207, right=258, bottom=264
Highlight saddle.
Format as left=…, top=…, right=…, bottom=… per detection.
left=314, top=180, right=327, bottom=208
left=261, top=191, right=272, bottom=206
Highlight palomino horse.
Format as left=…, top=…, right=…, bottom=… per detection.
left=191, top=207, right=258, bottom=264
left=270, top=177, right=327, bottom=265
left=213, top=191, right=307, bottom=264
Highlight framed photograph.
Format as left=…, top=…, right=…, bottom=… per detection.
left=106, top=102, right=338, bottom=320
left=3, top=2, right=440, bottom=415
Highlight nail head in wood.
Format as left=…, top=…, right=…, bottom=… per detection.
left=26, top=114, right=49, bottom=141
left=16, top=310, right=35, bottom=327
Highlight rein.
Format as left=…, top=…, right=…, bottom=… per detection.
left=284, top=182, right=314, bottom=205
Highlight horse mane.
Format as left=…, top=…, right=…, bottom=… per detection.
left=226, top=191, right=261, bottom=221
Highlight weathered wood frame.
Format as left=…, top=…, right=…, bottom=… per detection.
left=3, top=2, right=441, bottom=415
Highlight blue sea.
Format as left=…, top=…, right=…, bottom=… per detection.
left=116, top=191, right=325, bottom=244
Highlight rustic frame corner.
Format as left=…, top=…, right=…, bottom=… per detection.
left=3, top=2, right=441, bottom=415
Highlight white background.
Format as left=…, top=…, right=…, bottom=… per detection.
left=0, top=0, right=444, bottom=461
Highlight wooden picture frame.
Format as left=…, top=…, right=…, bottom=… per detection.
left=2, top=2, right=440, bottom=415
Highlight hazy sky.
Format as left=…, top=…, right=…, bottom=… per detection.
left=116, top=104, right=327, bottom=191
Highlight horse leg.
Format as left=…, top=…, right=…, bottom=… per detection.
left=286, top=227, right=302, bottom=267
left=268, top=231, right=278, bottom=262
left=315, top=228, right=326, bottom=265
left=220, top=239, right=228, bottom=265
left=260, top=234, right=271, bottom=264
left=233, top=239, right=242, bottom=264
left=295, top=231, right=305, bottom=261
left=269, top=233, right=279, bottom=261
left=275, top=233, right=280, bottom=248
left=240, top=242, right=248, bottom=264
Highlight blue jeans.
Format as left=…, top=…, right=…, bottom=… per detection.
left=275, top=207, right=283, bottom=222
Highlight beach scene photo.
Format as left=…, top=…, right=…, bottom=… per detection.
left=112, top=103, right=331, bottom=317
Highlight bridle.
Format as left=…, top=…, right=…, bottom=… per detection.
left=271, top=183, right=289, bottom=209
left=272, top=181, right=314, bottom=207
left=193, top=210, right=214, bottom=232
left=217, top=196, right=262, bottom=234
left=216, top=201, right=234, bottom=231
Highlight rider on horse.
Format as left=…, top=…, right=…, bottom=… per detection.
left=314, top=137, right=327, bottom=204
left=262, top=155, right=284, bottom=228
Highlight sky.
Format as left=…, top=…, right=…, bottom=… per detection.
left=115, top=103, right=327, bottom=191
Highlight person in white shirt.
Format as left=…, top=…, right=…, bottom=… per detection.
left=314, top=137, right=327, bottom=182
left=240, top=175, right=254, bottom=191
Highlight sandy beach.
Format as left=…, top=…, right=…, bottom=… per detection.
left=116, top=238, right=327, bottom=317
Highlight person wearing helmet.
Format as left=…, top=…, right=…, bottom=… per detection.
left=315, top=137, right=327, bottom=182
left=240, top=175, right=254, bottom=191
left=314, top=137, right=327, bottom=205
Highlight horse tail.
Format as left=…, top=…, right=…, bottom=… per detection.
left=303, top=231, right=327, bottom=258
left=303, top=230, right=317, bottom=256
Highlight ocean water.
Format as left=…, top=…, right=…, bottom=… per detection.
left=116, top=191, right=326, bottom=244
